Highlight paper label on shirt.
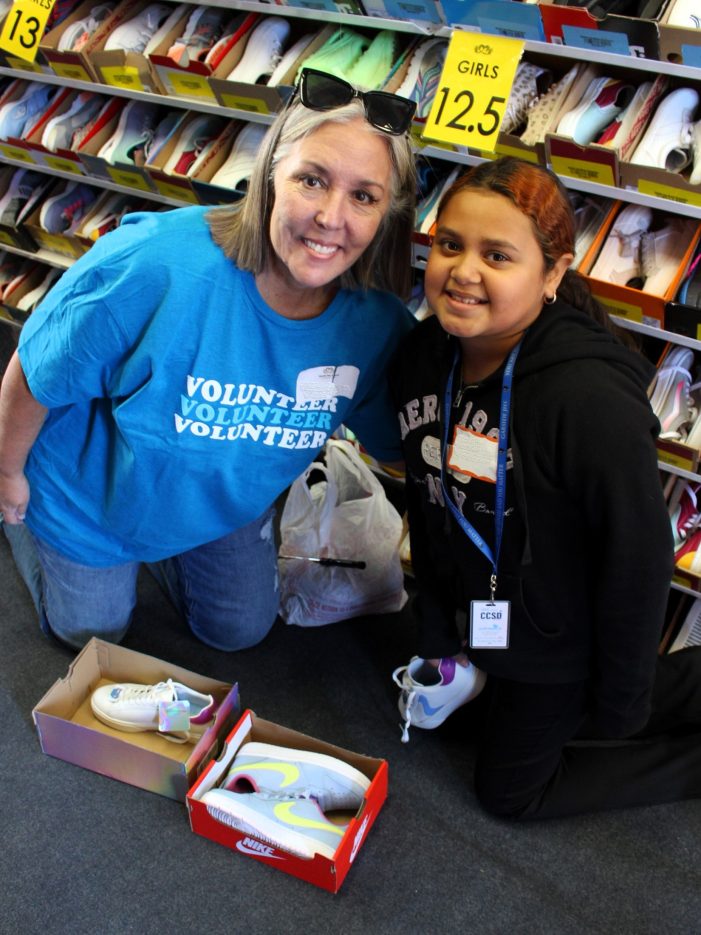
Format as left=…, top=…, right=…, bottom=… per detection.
left=470, top=600, right=510, bottom=648
left=447, top=425, right=498, bottom=482
left=296, top=365, right=359, bottom=404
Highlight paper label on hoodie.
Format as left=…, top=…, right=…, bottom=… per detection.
left=448, top=425, right=498, bottom=482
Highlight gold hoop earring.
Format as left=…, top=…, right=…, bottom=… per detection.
left=544, top=293, right=557, bottom=305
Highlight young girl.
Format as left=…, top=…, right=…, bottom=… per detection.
left=392, top=157, right=701, bottom=820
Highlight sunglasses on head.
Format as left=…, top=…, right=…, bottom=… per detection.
left=297, top=68, right=416, bottom=136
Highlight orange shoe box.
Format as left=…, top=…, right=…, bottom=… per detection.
left=187, top=709, right=388, bottom=892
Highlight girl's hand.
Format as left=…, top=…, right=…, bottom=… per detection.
left=0, top=471, right=29, bottom=524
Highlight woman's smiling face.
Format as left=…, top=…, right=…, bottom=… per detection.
left=260, top=117, right=393, bottom=315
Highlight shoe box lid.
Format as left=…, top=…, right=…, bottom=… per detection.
left=619, top=160, right=701, bottom=212
left=439, top=0, right=543, bottom=38
left=539, top=0, right=663, bottom=60
left=187, top=709, right=388, bottom=893
left=659, top=0, right=701, bottom=67
left=32, top=636, right=241, bottom=802
left=41, top=0, right=144, bottom=84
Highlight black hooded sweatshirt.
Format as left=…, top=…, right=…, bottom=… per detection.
left=391, top=299, right=674, bottom=739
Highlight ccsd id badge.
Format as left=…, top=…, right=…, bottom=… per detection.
left=470, top=600, right=510, bottom=648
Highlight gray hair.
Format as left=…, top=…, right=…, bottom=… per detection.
left=207, top=98, right=416, bottom=299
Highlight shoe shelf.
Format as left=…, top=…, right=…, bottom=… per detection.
left=0, top=241, right=72, bottom=270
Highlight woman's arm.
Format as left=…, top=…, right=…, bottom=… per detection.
left=0, top=350, right=48, bottom=523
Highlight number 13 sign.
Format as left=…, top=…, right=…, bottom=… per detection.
left=422, top=31, right=524, bottom=152
left=0, top=0, right=56, bottom=62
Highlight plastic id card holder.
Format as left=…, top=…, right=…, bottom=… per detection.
left=470, top=600, right=510, bottom=648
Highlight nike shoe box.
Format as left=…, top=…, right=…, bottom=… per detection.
left=187, top=709, right=388, bottom=893
left=538, top=0, right=665, bottom=60
left=32, top=637, right=240, bottom=802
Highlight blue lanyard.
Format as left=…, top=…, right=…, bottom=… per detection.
left=440, top=339, right=522, bottom=600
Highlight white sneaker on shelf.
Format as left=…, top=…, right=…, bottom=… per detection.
left=629, top=86, right=699, bottom=173
left=209, top=122, right=267, bottom=190
left=226, top=17, right=291, bottom=84
left=641, top=217, right=699, bottom=296
left=104, top=2, right=172, bottom=54
left=588, top=204, right=653, bottom=286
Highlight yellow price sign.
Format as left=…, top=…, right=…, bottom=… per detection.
left=422, top=31, right=523, bottom=153
left=0, top=0, right=56, bottom=63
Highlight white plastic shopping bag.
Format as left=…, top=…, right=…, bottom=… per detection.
left=278, top=439, right=407, bottom=627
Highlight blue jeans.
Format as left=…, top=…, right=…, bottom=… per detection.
left=2, top=509, right=279, bottom=652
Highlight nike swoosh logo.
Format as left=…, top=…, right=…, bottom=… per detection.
left=236, top=840, right=284, bottom=860
left=418, top=697, right=444, bottom=716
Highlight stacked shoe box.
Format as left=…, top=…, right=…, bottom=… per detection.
left=658, top=0, right=701, bottom=65
left=438, top=0, right=543, bottom=38
left=32, top=639, right=387, bottom=890
left=579, top=200, right=701, bottom=329
left=187, top=709, right=388, bottom=892
left=144, top=110, right=231, bottom=202
left=539, top=0, right=665, bottom=60
left=33, top=637, right=240, bottom=802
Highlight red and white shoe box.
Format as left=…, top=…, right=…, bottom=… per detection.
left=187, top=709, right=388, bottom=893
left=538, top=0, right=664, bottom=60
left=32, top=637, right=240, bottom=802
left=579, top=199, right=701, bottom=331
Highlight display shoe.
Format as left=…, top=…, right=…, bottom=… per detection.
left=666, top=0, right=701, bottom=27
left=222, top=742, right=370, bottom=811
left=392, top=655, right=487, bottom=743
left=45, top=0, right=83, bottom=31
left=416, top=165, right=459, bottom=234
left=630, top=87, right=699, bottom=172
left=209, top=121, right=267, bottom=190
left=80, top=192, right=136, bottom=240
left=588, top=204, right=653, bottom=286
left=501, top=61, right=553, bottom=135
left=201, top=12, right=250, bottom=69
left=1, top=258, right=34, bottom=304
left=166, top=5, right=229, bottom=66
left=97, top=100, right=161, bottom=165
left=40, top=91, right=105, bottom=151
left=596, top=80, right=653, bottom=150
left=57, top=1, right=116, bottom=52
left=200, top=789, right=347, bottom=859
left=268, top=31, right=318, bottom=86
left=675, top=526, right=701, bottom=576
left=571, top=192, right=613, bottom=269
left=647, top=346, right=696, bottom=439
left=142, top=2, right=189, bottom=55
left=520, top=62, right=597, bottom=146
left=104, top=2, right=173, bottom=53
left=669, top=481, right=701, bottom=549
left=162, top=114, right=226, bottom=176
left=15, top=266, right=62, bottom=313
left=669, top=597, right=701, bottom=652
left=70, top=98, right=116, bottom=151
left=556, top=76, right=634, bottom=145
left=688, top=121, right=701, bottom=185
left=39, top=182, right=97, bottom=234
left=143, top=109, right=182, bottom=165
left=226, top=16, right=291, bottom=84
left=394, top=37, right=448, bottom=119
left=677, top=250, right=701, bottom=308
left=91, top=678, right=217, bottom=743
left=345, top=29, right=398, bottom=91
left=0, top=82, right=57, bottom=141
left=641, top=217, right=699, bottom=296
left=293, top=26, right=369, bottom=84
left=0, top=168, right=48, bottom=225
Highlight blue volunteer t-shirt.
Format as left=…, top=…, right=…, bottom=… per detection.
left=19, top=206, right=414, bottom=566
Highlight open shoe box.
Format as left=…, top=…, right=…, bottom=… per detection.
left=648, top=341, right=701, bottom=473
left=187, top=709, right=388, bottom=892
left=33, top=637, right=240, bottom=802
left=188, top=120, right=251, bottom=206
left=579, top=200, right=701, bottom=330
left=148, top=10, right=260, bottom=104
left=21, top=179, right=99, bottom=259
left=208, top=21, right=335, bottom=116
left=658, top=0, right=701, bottom=67
left=544, top=74, right=670, bottom=189
left=619, top=159, right=701, bottom=213
left=0, top=261, right=58, bottom=324
left=89, top=0, right=181, bottom=94
left=538, top=0, right=666, bottom=59
left=41, top=0, right=145, bottom=84
left=144, top=111, right=232, bottom=203
left=0, top=165, right=49, bottom=251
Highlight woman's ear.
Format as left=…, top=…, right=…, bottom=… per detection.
left=547, top=253, right=574, bottom=295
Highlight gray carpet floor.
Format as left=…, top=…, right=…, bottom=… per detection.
left=2, top=323, right=701, bottom=934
